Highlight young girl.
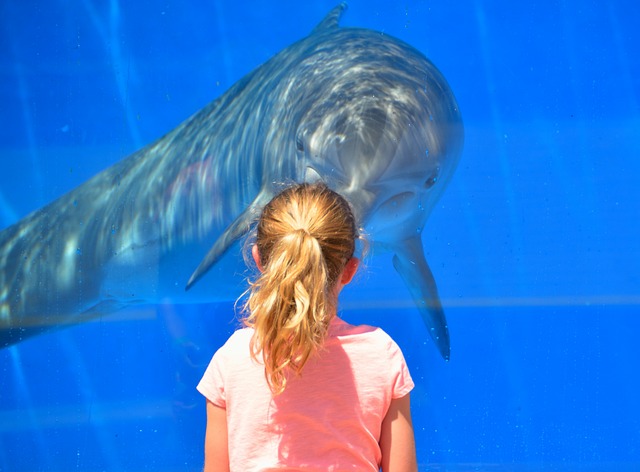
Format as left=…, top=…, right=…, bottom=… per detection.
left=197, top=182, right=417, bottom=472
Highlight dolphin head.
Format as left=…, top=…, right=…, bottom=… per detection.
left=277, top=25, right=464, bottom=360
left=290, top=30, right=463, bottom=247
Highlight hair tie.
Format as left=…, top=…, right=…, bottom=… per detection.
left=292, top=227, right=312, bottom=237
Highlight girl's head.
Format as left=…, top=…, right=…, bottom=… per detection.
left=243, top=182, right=359, bottom=394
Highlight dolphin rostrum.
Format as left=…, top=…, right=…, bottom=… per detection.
left=0, top=4, right=462, bottom=359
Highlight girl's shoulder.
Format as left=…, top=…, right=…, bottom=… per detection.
left=217, top=326, right=254, bottom=354
left=330, top=317, right=399, bottom=349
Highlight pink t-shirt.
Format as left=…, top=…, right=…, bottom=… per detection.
left=197, top=317, right=414, bottom=471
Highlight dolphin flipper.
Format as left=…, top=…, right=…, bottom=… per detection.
left=186, top=192, right=272, bottom=290
left=392, top=236, right=451, bottom=360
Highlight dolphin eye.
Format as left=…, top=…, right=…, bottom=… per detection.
left=296, top=136, right=305, bottom=152
left=424, top=167, right=440, bottom=189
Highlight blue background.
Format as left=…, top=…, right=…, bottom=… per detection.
left=1, top=0, right=639, bottom=470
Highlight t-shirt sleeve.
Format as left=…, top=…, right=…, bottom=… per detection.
left=387, top=335, right=415, bottom=399
left=196, top=344, right=227, bottom=408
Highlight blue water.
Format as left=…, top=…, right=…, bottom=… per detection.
left=1, top=0, right=639, bottom=470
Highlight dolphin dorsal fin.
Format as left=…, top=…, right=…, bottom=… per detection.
left=312, top=3, right=347, bottom=34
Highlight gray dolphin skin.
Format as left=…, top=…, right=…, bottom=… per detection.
left=0, top=4, right=462, bottom=359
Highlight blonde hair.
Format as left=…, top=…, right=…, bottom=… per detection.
left=243, top=182, right=358, bottom=395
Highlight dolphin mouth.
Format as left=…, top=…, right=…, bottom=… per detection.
left=375, top=191, right=418, bottom=218
left=360, top=189, right=429, bottom=240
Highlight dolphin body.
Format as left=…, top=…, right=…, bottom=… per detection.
left=0, top=4, right=462, bottom=359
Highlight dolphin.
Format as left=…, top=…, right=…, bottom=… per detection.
left=0, top=4, right=462, bottom=359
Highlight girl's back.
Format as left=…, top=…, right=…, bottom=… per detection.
left=198, top=317, right=413, bottom=470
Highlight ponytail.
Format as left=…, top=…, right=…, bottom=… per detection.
left=242, top=183, right=357, bottom=395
